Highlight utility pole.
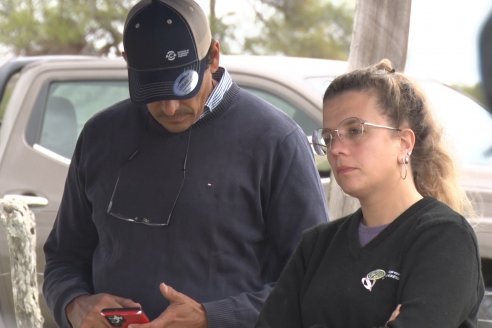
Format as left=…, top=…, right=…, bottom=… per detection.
left=328, top=0, right=412, bottom=219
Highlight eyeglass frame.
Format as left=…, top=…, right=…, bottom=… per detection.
left=106, top=127, right=192, bottom=227
left=311, top=116, right=401, bottom=156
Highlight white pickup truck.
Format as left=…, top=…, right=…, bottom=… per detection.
left=0, top=56, right=131, bottom=327
left=0, top=55, right=491, bottom=327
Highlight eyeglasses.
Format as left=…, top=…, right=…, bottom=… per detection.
left=311, top=117, right=400, bottom=155
left=106, top=129, right=191, bottom=227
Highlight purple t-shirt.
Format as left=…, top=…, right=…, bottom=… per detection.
left=358, top=221, right=389, bottom=246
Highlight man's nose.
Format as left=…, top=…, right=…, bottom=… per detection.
left=159, top=100, right=180, bottom=116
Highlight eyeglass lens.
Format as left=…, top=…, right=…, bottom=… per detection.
left=312, top=117, right=364, bottom=154
left=312, top=117, right=400, bottom=155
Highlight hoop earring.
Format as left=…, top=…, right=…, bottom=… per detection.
left=400, top=152, right=411, bottom=180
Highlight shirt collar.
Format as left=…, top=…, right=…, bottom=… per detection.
left=199, top=67, right=232, bottom=119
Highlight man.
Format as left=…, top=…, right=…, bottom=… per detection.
left=42, top=0, right=329, bottom=327
left=480, top=9, right=492, bottom=110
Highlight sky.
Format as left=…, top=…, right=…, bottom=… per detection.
left=196, top=0, right=492, bottom=87
left=406, top=0, right=492, bottom=86
left=1, top=0, right=488, bottom=87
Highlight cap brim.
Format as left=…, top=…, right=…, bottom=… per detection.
left=128, top=56, right=208, bottom=104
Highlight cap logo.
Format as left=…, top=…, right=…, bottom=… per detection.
left=173, top=70, right=199, bottom=97
left=177, top=49, right=189, bottom=58
left=165, top=49, right=190, bottom=62
left=166, top=51, right=177, bottom=61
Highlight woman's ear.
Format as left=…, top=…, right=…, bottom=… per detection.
left=399, top=128, right=416, bottom=156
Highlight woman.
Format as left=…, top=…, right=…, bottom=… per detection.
left=255, top=59, right=484, bottom=328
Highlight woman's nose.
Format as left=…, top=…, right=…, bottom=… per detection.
left=329, top=133, right=345, bottom=154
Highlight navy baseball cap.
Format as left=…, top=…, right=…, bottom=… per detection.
left=123, top=0, right=212, bottom=104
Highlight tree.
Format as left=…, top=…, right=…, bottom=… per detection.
left=328, top=0, right=412, bottom=219
left=454, top=82, right=489, bottom=110
left=242, top=0, right=353, bottom=59
left=0, top=0, right=352, bottom=59
left=0, top=0, right=138, bottom=56
left=208, top=0, right=235, bottom=54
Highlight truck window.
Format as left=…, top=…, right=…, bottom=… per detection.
left=0, top=73, right=19, bottom=123
left=242, top=87, right=319, bottom=135
left=38, top=80, right=129, bottom=158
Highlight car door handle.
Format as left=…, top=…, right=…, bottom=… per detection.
left=2, top=194, right=49, bottom=207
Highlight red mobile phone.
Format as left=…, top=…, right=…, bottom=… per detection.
left=100, top=307, right=150, bottom=327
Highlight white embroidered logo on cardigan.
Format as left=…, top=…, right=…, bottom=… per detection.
left=362, top=269, right=386, bottom=291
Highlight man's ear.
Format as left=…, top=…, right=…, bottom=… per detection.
left=209, top=40, right=221, bottom=73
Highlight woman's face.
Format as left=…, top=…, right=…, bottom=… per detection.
left=323, top=90, right=402, bottom=200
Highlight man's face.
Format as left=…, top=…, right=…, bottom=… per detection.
left=145, top=71, right=212, bottom=133
left=145, top=41, right=220, bottom=133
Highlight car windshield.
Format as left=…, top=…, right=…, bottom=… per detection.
left=306, top=76, right=492, bottom=166
left=420, top=81, right=492, bottom=166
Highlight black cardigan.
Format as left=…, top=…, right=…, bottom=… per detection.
left=256, top=197, right=484, bottom=328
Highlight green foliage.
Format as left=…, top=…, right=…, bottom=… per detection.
left=0, top=0, right=139, bottom=55
left=453, top=82, right=490, bottom=110
left=241, top=0, right=353, bottom=60
left=0, top=0, right=352, bottom=59
left=208, top=0, right=235, bottom=55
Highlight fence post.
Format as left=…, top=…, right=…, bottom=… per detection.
left=0, top=198, right=44, bottom=328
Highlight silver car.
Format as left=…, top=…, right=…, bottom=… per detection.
left=0, top=55, right=491, bottom=327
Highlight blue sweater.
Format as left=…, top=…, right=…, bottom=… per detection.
left=43, top=83, right=329, bottom=327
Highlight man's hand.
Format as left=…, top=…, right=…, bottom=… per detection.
left=66, top=293, right=141, bottom=328
left=133, top=283, right=207, bottom=328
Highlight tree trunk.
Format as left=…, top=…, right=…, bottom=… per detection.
left=209, top=0, right=217, bottom=36
left=328, top=0, right=412, bottom=219
left=348, top=0, right=412, bottom=72
left=0, top=198, right=44, bottom=328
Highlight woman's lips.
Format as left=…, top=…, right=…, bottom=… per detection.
left=336, top=166, right=356, bottom=175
